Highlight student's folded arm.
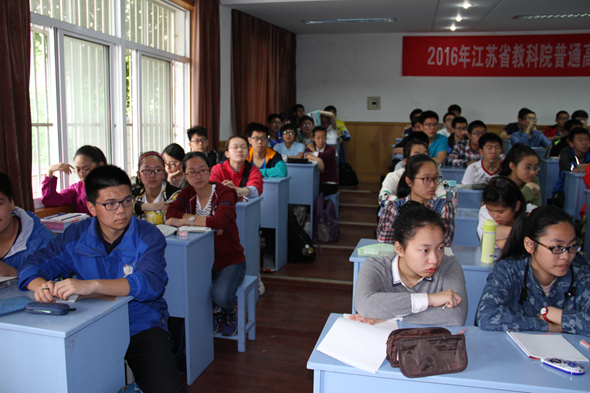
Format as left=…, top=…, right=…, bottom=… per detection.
left=260, top=160, right=288, bottom=178
left=476, top=261, right=547, bottom=332
left=165, top=189, right=190, bottom=219
left=442, top=202, right=455, bottom=247
left=41, top=176, right=77, bottom=207
left=405, top=257, right=468, bottom=326
left=376, top=201, right=397, bottom=243
left=446, top=146, right=466, bottom=168
left=125, top=229, right=168, bottom=302
left=209, top=164, right=225, bottom=184
left=18, top=229, right=77, bottom=290
left=246, top=166, right=264, bottom=195
left=205, top=196, right=236, bottom=230
left=560, top=267, right=590, bottom=336
left=433, top=151, right=447, bottom=165
left=354, top=258, right=413, bottom=319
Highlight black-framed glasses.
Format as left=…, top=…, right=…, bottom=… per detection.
left=414, top=176, right=442, bottom=186
left=186, top=168, right=209, bottom=177
left=190, top=138, right=207, bottom=145
left=165, top=162, right=181, bottom=168
left=533, top=239, right=581, bottom=255
left=250, top=136, right=268, bottom=142
left=94, top=197, right=134, bottom=211
left=139, top=169, right=164, bottom=176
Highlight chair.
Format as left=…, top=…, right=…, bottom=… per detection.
left=214, top=275, right=257, bottom=352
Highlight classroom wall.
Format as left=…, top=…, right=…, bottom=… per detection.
left=219, top=5, right=233, bottom=143
left=296, top=32, right=590, bottom=125
left=296, top=31, right=589, bottom=183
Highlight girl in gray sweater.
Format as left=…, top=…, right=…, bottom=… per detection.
left=352, top=202, right=468, bottom=326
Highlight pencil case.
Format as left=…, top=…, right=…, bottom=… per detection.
left=25, top=302, right=71, bottom=315
left=386, top=327, right=468, bottom=378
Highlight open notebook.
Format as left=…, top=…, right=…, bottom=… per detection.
left=507, top=331, right=588, bottom=362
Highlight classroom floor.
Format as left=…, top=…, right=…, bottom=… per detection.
left=184, top=183, right=380, bottom=392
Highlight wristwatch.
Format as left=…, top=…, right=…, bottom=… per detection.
left=540, top=307, right=551, bottom=323
left=188, top=216, right=196, bottom=226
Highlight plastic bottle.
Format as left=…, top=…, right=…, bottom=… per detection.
left=480, top=219, right=498, bottom=264
left=446, top=180, right=458, bottom=215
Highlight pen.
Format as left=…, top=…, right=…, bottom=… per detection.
left=61, top=214, right=81, bottom=221
left=580, top=340, right=590, bottom=350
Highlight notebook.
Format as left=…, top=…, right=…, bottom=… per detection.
left=507, top=331, right=588, bottom=362
left=0, top=296, right=33, bottom=316
left=156, top=224, right=177, bottom=237
left=177, top=226, right=212, bottom=233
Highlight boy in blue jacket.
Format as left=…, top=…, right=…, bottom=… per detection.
left=18, top=165, right=185, bottom=393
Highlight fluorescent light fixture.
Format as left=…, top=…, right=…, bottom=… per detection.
left=514, top=13, right=589, bottom=20
left=450, top=25, right=457, bottom=31
left=302, top=18, right=396, bottom=24
left=455, top=16, right=463, bottom=22
left=462, top=3, right=472, bottom=9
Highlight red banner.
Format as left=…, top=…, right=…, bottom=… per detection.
left=402, top=34, right=590, bottom=77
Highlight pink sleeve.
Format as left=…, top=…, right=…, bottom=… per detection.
left=247, top=166, right=264, bottom=195
left=41, top=176, right=78, bottom=207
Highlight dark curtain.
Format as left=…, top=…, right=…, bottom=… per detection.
left=0, top=0, right=32, bottom=210
left=231, top=10, right=297, bottom=136
left=191, top=0, right=221, bottom=152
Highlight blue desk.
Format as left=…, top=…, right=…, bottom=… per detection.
left=441, top=166, right=465, bottom=183
left=564, top=171, right=586, bottom=220
left=164, top=231, right=215, bottom=385
left=308, top=313, right=590, bottom=393
left=532, top=147, right=548, bottom=160
left=236, top=196, right=262, bottom=278
left=260, top=177, right=291, bottom=271
left=503, top=139, right=511, bottom=156
left=457, top=187, right=482, bottom=209
left=453, top=208, right=480, bottom=247
left=0, top=281, right=131, bottom=393
left=286, top=163, right=320, bottom=231
left=538, top=158, right=560, bottom=205
left=349, top=240, right=494, bottom=326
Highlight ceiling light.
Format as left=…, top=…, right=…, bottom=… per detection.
left=514, top=13, right=589, bottom=20
left=455, top=16, right=463, bottom=22
left=462, top=3, right=472, bottom=9
left=302, top=18, right=396, bottom=25
left=450, top=25, right=457, bottom=31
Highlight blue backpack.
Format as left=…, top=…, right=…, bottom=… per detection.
left=314, top=193, right=339, bottom=243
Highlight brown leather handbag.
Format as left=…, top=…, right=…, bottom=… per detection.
left=386, top=327, right=468, bottom=378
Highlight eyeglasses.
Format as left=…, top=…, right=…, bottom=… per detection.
left=283, top=131, right=295, bottom=136
left=190, top=138, right=207, bottom=145
left=414, top=176, right=442, bottom=186
left=471, top=132, right=487, bottom=137
left=423, top=122, right=439, bottom=128
left=228, top=145, right=247, bottom=151
left=250, top=136, right=268, bottom=142
left=139, top=169, right=164, bottom=176
left=186, top=168, right=209, bottom=177
left=94, top=197, right=134, bottom=211
left=519, top=165, right=540, bottom=172
left=454, top=126, right=468, bottom=131
left=533, top=239, right=581, bottom=255
left=165, top=162, right=181, bottom=168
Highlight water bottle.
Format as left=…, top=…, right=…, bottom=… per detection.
left=446, top=180, right=458, bottom=215
left=480, top=219, right=497, bottom=264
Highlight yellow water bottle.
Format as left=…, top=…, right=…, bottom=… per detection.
left=480, top=219, right=497, bottom=264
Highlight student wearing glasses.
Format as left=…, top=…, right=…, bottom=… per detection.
left=42, top=145, right=107, bottom=214
left=246, top=123, right=288, bottom=178
left=446, top=120, right=503, bottom=167
left=166, top=152, right=246, bottom=336
left=509, top=109, right=552, bottom=148
left=132, top=152, right=180, bottom=225
left=162, top=143, right=186, bottom=189
left=353, top=203, right=467, bottom=326
left=499, top=144, right=542, bottom=206
left=273, top=123, right=305, bottom=161
left=476, top=206, right=590, bottom=336
left=377, top=155, right=455, bottom=247
left=187, top=126, right=218, bottom=168
left=19, top=165, right=186, bottom=393
left=419, top=111, right=448, bottom=165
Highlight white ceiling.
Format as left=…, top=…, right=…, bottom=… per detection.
left=220, top=0, right=590, bottom=35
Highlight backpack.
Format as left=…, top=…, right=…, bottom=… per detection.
left=287, top=208, right=316, bottom=263
left=339, top=162, right=359, bottom=187
left=314, top=193, right=340, bottom=243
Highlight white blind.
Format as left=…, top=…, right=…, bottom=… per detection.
left=141, top=55, right=170, bottom=154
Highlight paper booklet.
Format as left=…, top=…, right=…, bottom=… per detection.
left=507, top=331, right=588, bottom=362
left=156, top=224, right=177, bottom=237
left=317, top=315, right=399, bottom=374
left=177, top=226, right=212, bottom=233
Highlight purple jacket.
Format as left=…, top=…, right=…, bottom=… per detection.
left=306, top=145, right=339, bottom=184
left=42, top=176, right=90, bottom=214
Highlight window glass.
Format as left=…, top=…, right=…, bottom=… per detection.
left=31, top=0, right=113, bottom=34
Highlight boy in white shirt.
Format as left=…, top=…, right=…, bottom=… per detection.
left=461, top=133, right=504, bottom=185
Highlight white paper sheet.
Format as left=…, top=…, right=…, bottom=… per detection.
left=507, top=331, right=588, bottom=362
left=317, top=316, right=399, bottom=374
